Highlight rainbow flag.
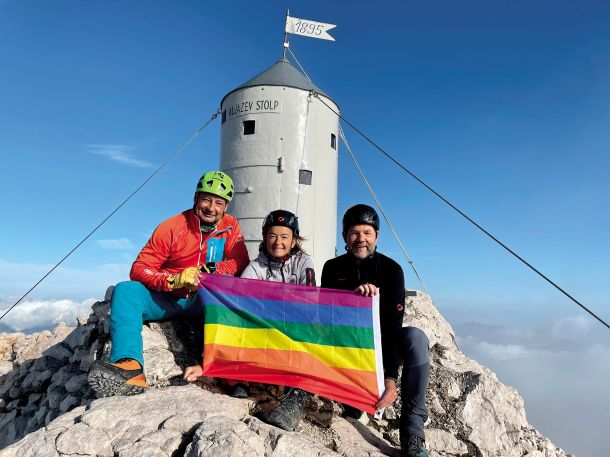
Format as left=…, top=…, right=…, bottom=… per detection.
left=198, top=274, right=385, bottom=414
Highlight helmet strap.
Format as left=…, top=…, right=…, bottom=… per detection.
left=262, top=250, right=290, bottom=282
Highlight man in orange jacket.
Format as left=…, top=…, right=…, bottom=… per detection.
left=88, top=171, right=249, bottom=396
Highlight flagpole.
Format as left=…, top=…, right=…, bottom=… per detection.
left=282, top=9, right=290, bottom=58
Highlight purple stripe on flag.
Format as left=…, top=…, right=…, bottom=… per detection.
left=199, top=274, right=371, bottom=309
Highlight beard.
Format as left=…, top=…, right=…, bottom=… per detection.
left=348, top=244, right=376, bottom=259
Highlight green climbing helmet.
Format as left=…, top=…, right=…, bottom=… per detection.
left=195, top=171, right=234, bottom=202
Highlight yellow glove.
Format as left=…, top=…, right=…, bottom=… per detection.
left=168, top=267, right=200, bottom=291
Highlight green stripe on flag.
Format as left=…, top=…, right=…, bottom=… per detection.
left=204, top=304, right=374, bottom=349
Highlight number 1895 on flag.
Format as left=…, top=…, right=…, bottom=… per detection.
left=285, top=16, right=336, bottom=41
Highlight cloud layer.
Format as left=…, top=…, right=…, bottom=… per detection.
left=0, top=298, right=97, bottom=332
left=455, top=315, right=610, bottom=457
left=88, top=144, right=153, bottom=168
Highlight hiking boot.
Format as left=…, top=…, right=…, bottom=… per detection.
left=88, top=358, right=148, bottom=397
left=257, top=388, right=309, bottom=431
left=229, top=383, right=249, bottom=399
left=402, top=435, right=428, bottom=457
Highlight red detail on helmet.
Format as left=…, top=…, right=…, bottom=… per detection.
left=278, top=216, right=285, bottom=222
left=396, top=304, right=404, bottom=312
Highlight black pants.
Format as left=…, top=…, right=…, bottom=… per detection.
left=399, top=326, right=430, bottom=442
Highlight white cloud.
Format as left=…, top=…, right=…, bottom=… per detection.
left=457, top=336, right=547, bottom=360
left=454, top=315, right=610, bottom=457
left=0, top=298, right=97, bottom=332
left=550, top=314, right=594, bottom=339
left=87, top=143, right=154, bottom=168
left=97, top=238, right=134, bottom=250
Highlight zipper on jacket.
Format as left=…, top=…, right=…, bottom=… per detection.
left=197, top=230, right=203, bottom=266
left=197, top=225, right=232, bottom=267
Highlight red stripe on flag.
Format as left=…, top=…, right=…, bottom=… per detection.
left=203, top=343, right=379, bottom=413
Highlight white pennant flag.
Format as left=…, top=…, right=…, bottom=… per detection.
left=285, top=16, right=336, bottom=41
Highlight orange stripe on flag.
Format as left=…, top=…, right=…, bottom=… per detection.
left=203, top=343, right=380, bottom=413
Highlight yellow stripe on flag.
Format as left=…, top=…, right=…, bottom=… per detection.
left=204, top=324, right=376, bottom=372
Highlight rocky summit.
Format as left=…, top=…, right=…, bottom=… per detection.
left=0, top=288, right=572, bottom=457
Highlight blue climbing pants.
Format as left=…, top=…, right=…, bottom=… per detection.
left=108, top=280, right=202, bottom=367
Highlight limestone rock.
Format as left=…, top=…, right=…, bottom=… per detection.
left=404, top=290, right=455, bottom=350
left=425, top=428, right=468, bottom=455
left=55, top=422, right=113, bottom=456
left=64, top=374, right=88, bottom=393
left=58, top=395, right=78, bottom=413
left=185, top=415, right=267, bottom=456
left=0, top=334, right=24, bottom=362
left=243, top=416, right=341, bottom=456
left=0, top=361, right=13, bottom=377
left=13, top=323, right=74, bottom=366
left=331, top=417, right=399, bottom=457
left=1, top=386, right=343, bottom=457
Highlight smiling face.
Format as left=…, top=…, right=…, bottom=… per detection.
left=264, top=225, right=296, bottom=259
left=193, top=192, right=228, bottom=226
left=345, top=223, right=378, bottom=259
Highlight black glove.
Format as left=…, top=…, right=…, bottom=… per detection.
left=201, top=262, right=217, bottom=274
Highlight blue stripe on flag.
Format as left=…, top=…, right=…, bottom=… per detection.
left=198, top=288, right=373, bottom=328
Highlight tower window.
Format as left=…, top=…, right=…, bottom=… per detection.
left=299, top=169, right=312, bottom=185
left=331, top=133, right=337, bottom=149
left=243, top=120, right=255, bottom=135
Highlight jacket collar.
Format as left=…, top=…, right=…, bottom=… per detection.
left=186, top=210, right=232, bottom=234
left=186, top=209, right=202, bottom=232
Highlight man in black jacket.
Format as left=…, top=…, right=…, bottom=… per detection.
left=321, top=204, right=430, bottom=457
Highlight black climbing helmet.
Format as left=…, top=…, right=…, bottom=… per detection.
left=342, top=204, right=380, bottom=240
left=262, top=210, right=300, bottom=236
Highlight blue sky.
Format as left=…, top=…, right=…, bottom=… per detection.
left=0, top=2, right=609, bottom=455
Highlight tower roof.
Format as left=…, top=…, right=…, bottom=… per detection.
left=221, top=58, right=332, bottom=106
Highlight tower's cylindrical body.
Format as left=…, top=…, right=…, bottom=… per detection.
left=220, top=58, right=339, bottom=275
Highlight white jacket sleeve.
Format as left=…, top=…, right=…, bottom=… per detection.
left=298, top=255, right=317, bottom=286
left=240, top=261, right=261, bottom=280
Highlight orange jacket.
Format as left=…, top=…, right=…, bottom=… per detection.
left=130, top=209, right=249, bottom=296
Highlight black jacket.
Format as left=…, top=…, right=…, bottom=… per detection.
left=321, top=251, right=405, bottom=380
